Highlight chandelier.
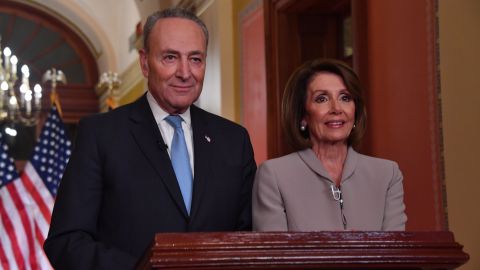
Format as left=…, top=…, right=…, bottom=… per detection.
left=0, top=37, right=43, bottom=126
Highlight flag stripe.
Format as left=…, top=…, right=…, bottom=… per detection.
left=20, top=172, right=51, bottom=224
left=14, top=179, right=44, bottom=270
left=23, top=163, right=55, bottom=243
left=0, top=192, right=25, bottom=269
left=33, top=211, right=49, bottom=243
left=24, top=163, right=55, bottom=212
left=34, top=224, right=52, bottom=270
left=0, top=242, right=10, bottom=269
left=34, top=223, right=45, bottom=250
left=0, top=106, right=71, bottom=270
left=10, top=182, right=39, bottom=270
left=32, top=224, right=46, bottom=270
left=0, top=211, right=16, bottom=270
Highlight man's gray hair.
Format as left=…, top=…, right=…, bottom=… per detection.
left=143, top=7, right=209, bottom=51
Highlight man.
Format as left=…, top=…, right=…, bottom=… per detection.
left=44, top=8, right=256, bottom=269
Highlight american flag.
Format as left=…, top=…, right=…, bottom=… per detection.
left=0, top=106, right=71, bottom=269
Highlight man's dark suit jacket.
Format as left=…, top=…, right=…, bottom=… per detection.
left=44, top=95, right=256, bottom=269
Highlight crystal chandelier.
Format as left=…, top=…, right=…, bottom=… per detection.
left=0, top=37, right=43, bottom=126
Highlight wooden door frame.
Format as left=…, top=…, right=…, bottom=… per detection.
left=264, top=0, right=352, bottom=158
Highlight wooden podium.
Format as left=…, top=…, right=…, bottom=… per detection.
left=136, top=231, right=469, bottom=269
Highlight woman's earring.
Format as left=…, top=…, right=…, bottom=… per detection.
left=353, top=124, right=356, bottom=128
left=300, top=124, right=306, bottom=131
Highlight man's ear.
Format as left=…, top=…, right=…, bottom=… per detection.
left=139, top=49, right=149, bottom=77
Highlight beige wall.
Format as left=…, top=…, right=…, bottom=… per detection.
left=198, top=0, right=236, bottom=121
left=233, top=0, right=258, bottom=123
left=439, top=0, right=480, bottom=268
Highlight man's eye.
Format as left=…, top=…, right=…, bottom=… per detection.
left=191, top=57, right=203, bottom=63
left=164, top=55, right=176, bottom=61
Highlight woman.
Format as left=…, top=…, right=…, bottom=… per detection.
left=253, top=59, right=407, bottom=231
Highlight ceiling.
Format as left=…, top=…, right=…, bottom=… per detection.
left=0, top=1, right=100, bottom=124
left=0, top=0, right=101, bottom=88
left=0, top=11, right=85, bottom=85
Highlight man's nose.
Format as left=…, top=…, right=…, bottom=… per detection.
left=176, top=59, right=191, bottom=80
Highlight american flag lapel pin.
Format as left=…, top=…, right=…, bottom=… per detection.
left=204, top=135, right=211, bottom=143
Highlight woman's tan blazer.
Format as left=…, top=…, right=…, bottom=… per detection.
left=253, top=147, right=407, bottom=231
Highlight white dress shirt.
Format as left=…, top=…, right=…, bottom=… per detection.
left=146, top=92, right=194, bottom=176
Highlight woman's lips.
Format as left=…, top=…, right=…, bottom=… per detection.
left=325, top=120, right=345, bottom=128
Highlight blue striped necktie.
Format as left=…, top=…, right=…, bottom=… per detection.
left=165, top=115, right=193, bottom=214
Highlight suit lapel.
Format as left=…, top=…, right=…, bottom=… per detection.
left=189, top=105, right=213, bottom=220
left=298, top=147, right=358, bottom=185
left=341, top=147, right=358, bottom=184
left=298, top=148, right=332, bottom=181
left=128, top=95, right=188, bottom=217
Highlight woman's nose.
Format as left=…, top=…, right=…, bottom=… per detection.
left=329, top=99, right=341, bottom=114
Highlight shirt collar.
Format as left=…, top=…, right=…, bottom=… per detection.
left=146, top=91, right=192, bottom=127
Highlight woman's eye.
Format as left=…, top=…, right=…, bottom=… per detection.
left=341, top=94, right=352, bottom=102
left=314, top=95, right=327, bottom=103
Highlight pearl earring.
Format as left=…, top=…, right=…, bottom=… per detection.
left=300, top=125, right=306, bottom=131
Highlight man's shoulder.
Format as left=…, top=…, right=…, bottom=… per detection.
left=191, top=105, right=245, bottom=131
left=79, top=105, right=128, bottom=125
left=80, top=96, right=144, bottom=125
